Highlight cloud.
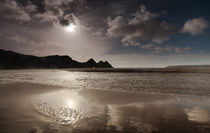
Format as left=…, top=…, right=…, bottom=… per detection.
left=153, top=46, right=173, bottom=53
left=6, top=35, right=30, bottom=45
left=140, top=44, right=191, bottom=54
left=0, top=0, right=111, bottom=60
left=35, top=0, right=68, bottom=26
left=35, top=0, right=87, bottom=27
left=0, top=0, right=33, bottom=21
left=174, top=47, right=191, bottom=54
left=182, top=18, right=209, bottom=35
left=153, top=46, right=191, bottom=54
left=44, top=0, right=73, bottom=7
left=4, top=35, right=62, bottom=55
left=0, top=0, right=86, bottom=27
left=107, top=5, right=178, bottom=46
left=141, top=44, right=156, bottom=49
left=106, top=5, right=193, bottom=54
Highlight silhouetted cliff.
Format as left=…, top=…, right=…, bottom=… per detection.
left=0, top=49, right=113, bottom=69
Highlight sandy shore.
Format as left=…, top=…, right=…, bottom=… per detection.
left=0, top=83, right=64, bottom=133
left=0, top=82, right=210, bottom=133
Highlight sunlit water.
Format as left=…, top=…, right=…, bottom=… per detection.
left=0, top=69, right=210, bottom=95
left=0, top=69, right=210, bottom=133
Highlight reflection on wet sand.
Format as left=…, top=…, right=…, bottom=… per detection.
left=31, top=89, right=210, bottom=133
left=185, top=107, right=210, bottom=123
left=33, top=90, right=90, bottom=125
left=1, top=71, right=210, bottom=133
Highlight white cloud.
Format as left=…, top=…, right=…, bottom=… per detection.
left=182, top=18, right=209, bottom=35
left=106, top=5, right=178, bottom=47
left=107, top=16, right=126, bottom=37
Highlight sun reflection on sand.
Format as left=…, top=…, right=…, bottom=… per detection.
left=30, top=88, right=210, bottom=132
left=184, top=107, right=210, bottom=123
left=66, top=99, right=74, bottom=109
left=32, top=90, right=90, bottom=125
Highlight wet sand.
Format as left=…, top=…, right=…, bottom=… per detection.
left=0, top=82, right=210, bottom=133
left=0, top=83, right=64, bottom=133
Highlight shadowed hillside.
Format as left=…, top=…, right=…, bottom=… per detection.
left=0, top=49, right=113, bottom=69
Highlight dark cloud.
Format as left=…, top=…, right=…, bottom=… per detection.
left=0, top=0, right=33, bottom=21
left=107, top=5, right=179, bottom=46
left=0, top=0, right=86, bottom=26
left=38, top=0, right=87, bottom=26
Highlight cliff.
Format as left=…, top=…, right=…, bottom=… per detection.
left=0, top=49, right=113, bottom=69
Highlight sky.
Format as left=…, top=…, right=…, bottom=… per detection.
left=0, top=0, right=210, bottom=68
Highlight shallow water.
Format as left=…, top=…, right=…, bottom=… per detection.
left=0, top=70, right=210, bottom=133
left=1, top=69, right=210, bottom=96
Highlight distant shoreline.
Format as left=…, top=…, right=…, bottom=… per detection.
left=1, top=67, right=210, bottom=74
left=64, top=67, right=210, bottom=73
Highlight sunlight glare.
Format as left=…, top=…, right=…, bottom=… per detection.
left=66, top=99, right=74, bottom=109
left=65, top=23, right=76, bottom=33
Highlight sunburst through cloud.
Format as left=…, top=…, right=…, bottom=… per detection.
left=65, top=23, right=76, bottom=33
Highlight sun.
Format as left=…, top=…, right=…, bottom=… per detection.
left=65, top=23, right=76, bottom=33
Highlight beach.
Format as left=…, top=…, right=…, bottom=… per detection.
left=0, top=69, right=210, bottom=133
